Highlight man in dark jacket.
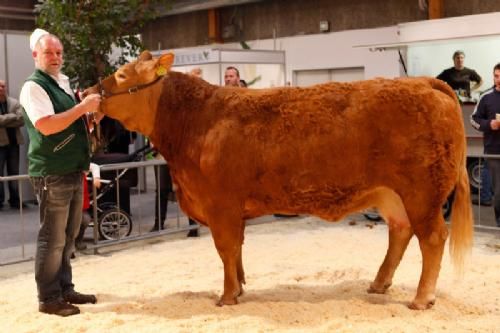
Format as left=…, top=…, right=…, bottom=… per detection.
left=471, top=63, right=500, bottom=228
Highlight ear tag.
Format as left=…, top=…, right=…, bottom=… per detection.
left=156, top=66, right=167, bottom=76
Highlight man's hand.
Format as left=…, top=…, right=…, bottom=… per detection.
left=490, top=119, right=500, bottom=130
left=80, top=93, right=101, bottom=114
left=35, top=93, right=101, bottom=136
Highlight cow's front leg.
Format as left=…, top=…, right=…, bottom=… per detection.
left=369, top=218, right=413, bottom=294
left=210, top=215, right=245, bottom=306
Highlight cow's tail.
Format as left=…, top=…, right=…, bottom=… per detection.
left=425, top=76, right=473, bottom=273
left=449, top=152, right=474, bottom=275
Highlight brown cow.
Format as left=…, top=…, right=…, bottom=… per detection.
left=86, top=51, right=473, bottom=310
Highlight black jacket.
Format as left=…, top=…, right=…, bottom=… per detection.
left=471, top=87, right=500, bottom=154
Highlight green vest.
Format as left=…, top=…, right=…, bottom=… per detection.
left=23, top=69, right=90, bottom=176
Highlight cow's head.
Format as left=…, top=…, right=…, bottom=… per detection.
left=86, top=50, right=174, bottom=135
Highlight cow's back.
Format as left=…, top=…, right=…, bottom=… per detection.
left=154, top=74, right=463, bottom=222
left=190, top=77, right=463, bottom=220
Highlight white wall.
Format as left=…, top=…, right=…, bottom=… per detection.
left=168, top=12, right=500, bottom=89
left=269, top=26, right=401, bottom=81
left=168, top=26, right=401, bottom=87
left=407, top=36, right=500, bottom=92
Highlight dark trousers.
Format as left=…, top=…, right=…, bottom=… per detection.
left=30, top=172, right=83, bottom=302
left=153, top=163, right=198, bottom=230
left=0, top=144, right=20, bottom=206
left=153, top=164, right=172, bottom=229
left=486, top=158, right=500, bottom=227
left=480, top=161, right=493, bottom=202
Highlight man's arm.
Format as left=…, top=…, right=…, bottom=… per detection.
left=0, top=98, right=24, bottom=127
left=471, top=96, right=496, bottom=132
left=35, top=94, right=101, bottom=135
left=436, top=68, right=448, bottom=82
left=470, top=70, right=483, bottom=91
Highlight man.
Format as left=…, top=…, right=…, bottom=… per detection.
left=19, top=28, right=102, bottom=316
left=471, top=63, right=500, bottom=228
left=437, top=50, right=483, bottom=98
left=224, top=66, right=240, bottom=87
left=0, top=79, right=24, bottom=210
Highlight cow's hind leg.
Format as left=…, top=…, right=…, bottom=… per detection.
left=368, top=221, right=413, bottom=294
left=236, top=222, right=246, bottom=292
left=367, top=188, right=413, bottom=293
left=410, top=213, right=448, bottom=310
left=210, top=210, right=245, bottom=306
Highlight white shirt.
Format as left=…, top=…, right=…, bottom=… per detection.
left=88, top=162, right=100, bottom=179
left=19, top=72, right=75, bottom=125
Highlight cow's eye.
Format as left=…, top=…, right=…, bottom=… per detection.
left=117, top=73, right=127, bottom=80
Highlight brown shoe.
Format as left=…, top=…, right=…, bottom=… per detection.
left=63, top=290, right=97, bottom=304
left=39, top=299, right=80, bottom=317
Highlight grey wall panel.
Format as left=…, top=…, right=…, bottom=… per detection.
left=6, top=32, right=33, bottom=99
left=2, top=31, right=34, bottom=200
left=0, top=33, right=6, bottom=83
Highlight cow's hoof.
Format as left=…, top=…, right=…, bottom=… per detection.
left=216, top=296, right=238, bottom=307
left=367, top=282, right=391, bottom=294
left=408, top=298, right=435, bottom=310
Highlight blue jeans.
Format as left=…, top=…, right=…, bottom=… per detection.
left=480, top=161, right=493, bottom=202
left=486, top=159, right=500, bottom=228
left=30, top=172, right=83, bottom=303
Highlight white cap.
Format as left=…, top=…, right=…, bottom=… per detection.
left=30, top=28, right=49, bottom=51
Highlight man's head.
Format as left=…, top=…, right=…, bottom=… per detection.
left=224, top=66, right=240, bottom=87
left=190, top=67, right=203, bottom=78
left=0, top=80, right=6, bottom=102
left=32, top=32, right=64, bottom=76
left=453, top=50, right=465, bottom=70
left=494, top=63, right=500, bottom=91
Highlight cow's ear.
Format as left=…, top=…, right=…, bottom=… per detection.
left=138, top=50, right=153, bottom=61
left=156, top=52, right=174, bottom=76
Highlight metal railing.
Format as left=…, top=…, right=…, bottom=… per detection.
left=1, top=155, right=499, bottom=265
left=0, top=159, right=198, bottom=266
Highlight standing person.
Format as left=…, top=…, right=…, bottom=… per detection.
left=437, top=50, right=483, bottom=98
left=189, top=67, right=203, bottom=78
left=224, top=66, right=240, bottom=87
left=100, top=116, right=135, bottom=154
left=0, top=79, right=25, bottom=210
left=150, top=152, right=172, bottom=232
left=150, top=153, right=199, bottom=236
left=19, top=28, right=102, bottom=316
left=239, top=79, right=248, bottom=88
left=471, top=63, right=500, bottom=228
